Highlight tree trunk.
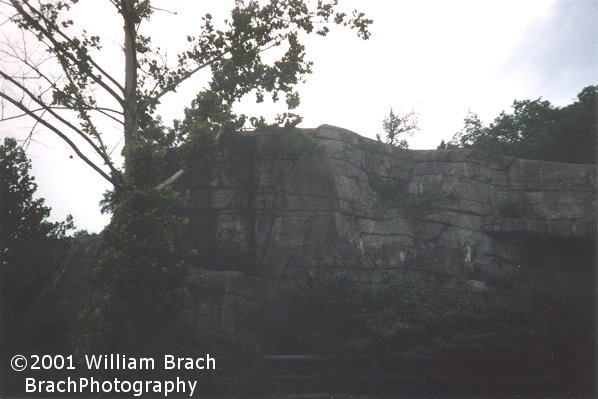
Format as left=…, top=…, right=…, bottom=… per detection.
left=122, top=0, right=138, bottom=175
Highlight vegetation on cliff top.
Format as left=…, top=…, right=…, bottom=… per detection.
left=441, top=85, right=597, bottom=164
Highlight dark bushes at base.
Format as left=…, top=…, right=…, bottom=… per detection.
left=248, top=269, right=595, bottom=367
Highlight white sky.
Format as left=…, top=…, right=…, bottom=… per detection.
left=1, top=0, right=597, bottom=233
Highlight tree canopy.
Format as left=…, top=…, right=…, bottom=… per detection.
left=1, top=0, right=372, bottom=186
left=0, top=137, right=73, bottom=333
left=445, top=86, right=597, bottom=164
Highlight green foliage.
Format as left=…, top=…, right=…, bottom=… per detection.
left=0, top=137, right=74, bottom=320
left=182, top=1, right=371, bottom=130
left=3, top=0, right=371, bottom=186
left=174, top=91, right=246, bottom=144
left=262, top=127, right=325, bottom=161
left=0, top=137, right=74, bottom=393
left=177, top=122, right=217, bottom=171
left=448, top=86, right=597, bottom=164
left=161, top=0, right=369, bottom=137
left=84, top=141, right=192, bottom=355
left=378, top=108, right=418, bottom=148
left=250, top=270, right=594, bottom=364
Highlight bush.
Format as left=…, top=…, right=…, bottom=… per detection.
left=263, top=127, right=324, bottom=161
left=249, top=270, right=595, bottom=364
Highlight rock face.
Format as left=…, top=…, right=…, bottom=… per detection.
left=42, top=125, right=596, bottom=332
left=179, top=125, right=596, bottom=284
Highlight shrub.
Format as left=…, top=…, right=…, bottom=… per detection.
left=263, top=127, right=324, bottom=161
left=249, top=270, right=595, bottom=364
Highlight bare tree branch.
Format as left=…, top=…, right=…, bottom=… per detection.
left=0, top=91, right=117, bottom=185
left=1, top=105, right=123, bottom=123
left=0, top=69, right=123, bottom=183
left=154, top=169, right=185, bottom=190
left=10, top=0, right=125, bottom=104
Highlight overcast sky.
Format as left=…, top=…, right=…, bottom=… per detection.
left=1, top=0, right=596, bottom=233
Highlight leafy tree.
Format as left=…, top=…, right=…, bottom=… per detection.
left=0, top=137, right=73, bottom=377
left=377, top=107, right=418, bottom=148
left=447, top=86, right=597, bottom=164
left=1, top=0, right=372, bottom=186
left=0, top=137, right=74, bottom=316
left=83, top=142, right=192, bottom=355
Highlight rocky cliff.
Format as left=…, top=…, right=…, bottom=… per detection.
left=42, top=125, right=596, bottom=331
left=180, top=125, right=595, bottom=281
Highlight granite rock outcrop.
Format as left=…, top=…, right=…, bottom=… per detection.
left=40, top=125, right=596, bottom=331
left=180, top=125, right=595, bottom=283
